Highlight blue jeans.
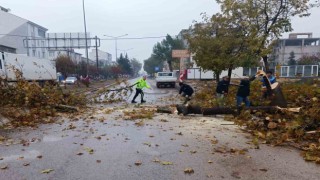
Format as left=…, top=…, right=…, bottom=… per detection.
left=236, top=96, right=250, bottom=107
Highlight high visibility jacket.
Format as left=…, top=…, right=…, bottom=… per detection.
left=135, top=78, right=150, bottom=89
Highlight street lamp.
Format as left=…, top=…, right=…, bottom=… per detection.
left=117, top=48, right=134, bottom=55
left=104, top=34, right=128, bottom=61
left=82, top=0, right=89, bottom=75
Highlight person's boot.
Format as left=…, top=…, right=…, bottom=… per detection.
left=131, top=100, right=137, bottom=103
left=141, top=100, right=146, bottom=103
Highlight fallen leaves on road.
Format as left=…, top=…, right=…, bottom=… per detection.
left=23, top=163, right=30, bottom=166
left=135, top=160, right=142, bottom=166
left=84, top=147, right=94, bottom=154
left=76, top=152, right=83, bottom=156
left=161, top=161, right=173, bottom=165
left=134, top=120, right=144, bottom=127
left=214, top=146, right=248, bottom=155
left=0, top=165, right=8, bottom=170
left=96, top=160, right=101, bottom=163
left=143, top=142, right=151, bottom=147
left=210, top=138, right=219, bottom=144
left=259, top=168, right=268, bottom=172
left=36, top=155, right=43, bottom=159
left=231, top=171, right=241, bottom=179
left=123, top=108, right=156, bottom=120
left=208, top=160, right=213, bottom=163
left=184, top=168, right=194, bottom=174
left=152, top=158, right=160, bottom=163
left=41, top=169, right=54, bottom=174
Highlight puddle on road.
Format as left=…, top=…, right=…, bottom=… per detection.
left=0, top=150, right=41, bottom=163
left=43, top=135, right=63, bottom=142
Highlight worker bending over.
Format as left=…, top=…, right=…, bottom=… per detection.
left=179, top=82, right=194, bottom=104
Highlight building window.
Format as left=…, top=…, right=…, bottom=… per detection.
left=32, top=50, right=36, bottom=57
left=38, top=51, right=41, bottom=58
left=49, top=52, right=54, bottom=57
left=38, top=29, right=46, bottom=38
left=42, top=52, right=46, bottom=58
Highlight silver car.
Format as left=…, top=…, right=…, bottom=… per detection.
left=65, top=77, right=78, bottom=84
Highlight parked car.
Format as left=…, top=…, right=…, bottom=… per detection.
left=65, top=77, right=78, bottom=84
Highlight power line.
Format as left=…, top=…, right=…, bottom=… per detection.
left=100, top=36, right=167, bottom=40
left=0, top=33, right=167, bottom=40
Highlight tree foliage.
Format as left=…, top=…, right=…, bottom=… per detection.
left=186, top=13, right=259, bottom=81
left=216, top=0, right=314, bottom=70
left=152, top=34, right=185, bottom=71
left=55, top=55, right=76, bottom=78
left=298, top=54, right=320, bottom=65
left=143, top=55, right=163, bottom=75
left=117, top=53, right=132, bottom=75
left=130, top=58, right=142, bottom=77
left=288, top=51, right=296, bottom=65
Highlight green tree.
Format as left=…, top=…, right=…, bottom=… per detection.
left=288, top=51, right=296, bottom=65
left=117, top=53, right=132, bottom=75
left=152, top=34, right=185, bottom=71
left=143, top=55, right=163, bottom=75
left=216, top=0, right=314, bottom=71
left=55, top=55, right=76, bottom=78
left=186, top=14, right=258, bottom=82
left=298, top=54, right=320, bottom=65
left=130, top=58, right=142, bottom=77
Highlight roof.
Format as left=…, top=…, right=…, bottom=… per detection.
left=0, top=9, right=48, bottom=32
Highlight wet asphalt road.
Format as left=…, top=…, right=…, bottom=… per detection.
left=0, top=79, right=320, bottom=180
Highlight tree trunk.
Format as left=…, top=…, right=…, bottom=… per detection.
left=168, top=60, right=173, bottom=72
left=176, top=105, right=293, bottom=116
left=227, top=65, right=233, bottom=79
left=227, top=65, right=233, bottom=88
left=215, top=71, right=220, bottom=83
left=262, top=56, right=270, bottom=72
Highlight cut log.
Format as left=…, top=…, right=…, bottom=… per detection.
left=55, top=104, right=79, bottom=112
left=269, top=84, right=287, bottom=108
left=176, top=104, right=299, bottom=116
left=156, top=107, right=174, bottom=114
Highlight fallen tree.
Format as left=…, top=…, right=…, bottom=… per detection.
left=176, top=104, right=300, bottom=116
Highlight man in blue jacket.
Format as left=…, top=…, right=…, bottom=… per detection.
left=262, top=70, right=276, bottom=98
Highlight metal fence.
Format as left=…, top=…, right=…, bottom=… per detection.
left=243, top=65, right=319, bottom=78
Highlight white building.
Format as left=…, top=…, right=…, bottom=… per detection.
left=273, top=33, right=320, bottom=65
left=89, top=49, right=112, bottom=66
left=48, top=49, right=82, bottom=64
left=0, top=6, right=48, bottom=58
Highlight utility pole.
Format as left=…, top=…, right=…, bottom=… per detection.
left=82, top=0, right=89, bottom=76
left=95, top=36, right=99, bottom=72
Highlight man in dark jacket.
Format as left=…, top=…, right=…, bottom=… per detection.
left=216, top=76, right=230, bottom=95
left=216, top=76, right=229, bottom=106
left=179, top=82, right=194, bottom=104
left=236, top=76, right=256, bottom=107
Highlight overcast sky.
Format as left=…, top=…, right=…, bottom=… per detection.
left=1, top=0, right=320, bottom=62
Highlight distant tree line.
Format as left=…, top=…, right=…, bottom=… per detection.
left=288, top=51, right=320, bottom=66
left=55, top=53, right=142, bottom=79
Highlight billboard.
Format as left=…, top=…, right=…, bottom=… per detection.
left=24, top=33, right=99, bottom=49
left=172, top=50, right=190, bottom=58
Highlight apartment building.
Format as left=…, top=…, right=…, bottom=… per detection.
left=0, top=6, right=48, bottom=58
left=89, top=49, right=113, bottom=66
left=273, top=33, right=320, bottom=65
